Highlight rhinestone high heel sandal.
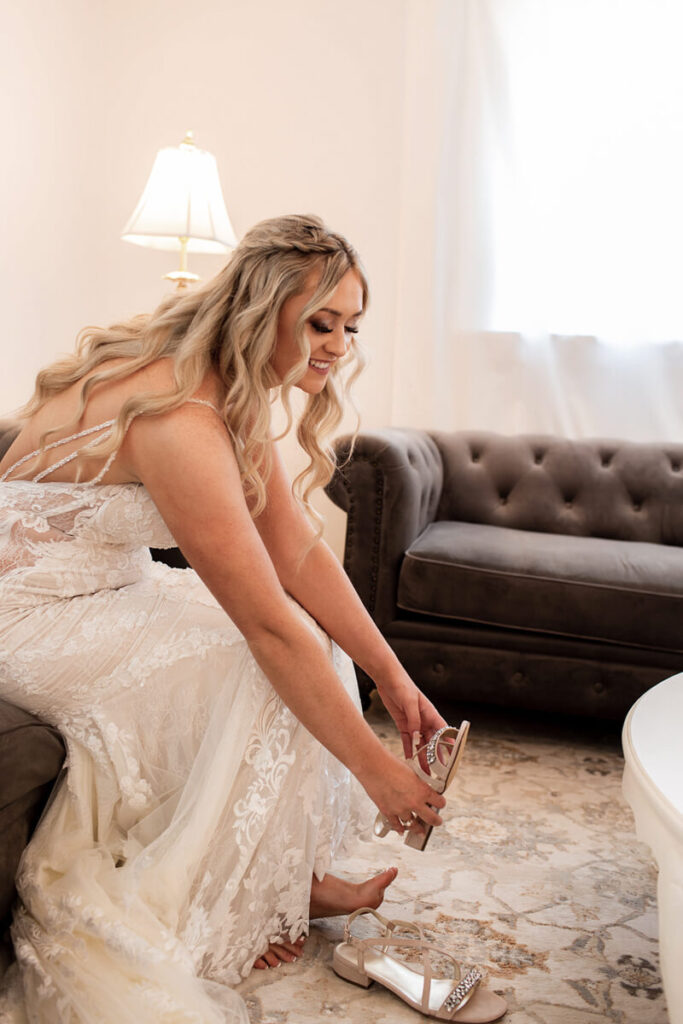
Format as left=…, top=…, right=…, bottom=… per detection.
left=333, top=907, right=507, bottom=1021
left=374, top=722, right=470, bottom=851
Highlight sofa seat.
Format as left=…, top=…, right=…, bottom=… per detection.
left=398, top=521, right=683, bottom=653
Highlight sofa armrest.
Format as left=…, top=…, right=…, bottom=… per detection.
left=326, top=429, right=443, bottom=630
left=0, top=421, right=20, bottom=460
left=0, top=700, right=65, bottom=931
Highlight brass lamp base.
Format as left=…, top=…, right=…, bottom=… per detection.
left=164, top=235, right=200, bottom=290
left=163, top=269, right=200, bottom=290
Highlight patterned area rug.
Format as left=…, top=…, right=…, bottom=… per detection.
left=236, top=694, right=667, bottom=1024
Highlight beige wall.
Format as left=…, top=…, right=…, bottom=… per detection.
left=1, top=0, right=409, bottom=553
left=3, top=1, right=106, bottom=408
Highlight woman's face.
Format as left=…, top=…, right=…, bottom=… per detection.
left=271, top=268, right=364, bottom=393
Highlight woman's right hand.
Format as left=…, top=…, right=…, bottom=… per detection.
left=357, top=748, right=446, bottom=837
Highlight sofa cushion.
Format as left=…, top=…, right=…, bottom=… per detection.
left=397, top=521, right=683, bottom=652
left=0, top=421, right=20, bottom=460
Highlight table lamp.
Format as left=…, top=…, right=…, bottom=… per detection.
left=121, top=131, right=237, bottom=288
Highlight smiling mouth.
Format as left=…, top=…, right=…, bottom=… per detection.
left=309, top=359, right=332, bottom=373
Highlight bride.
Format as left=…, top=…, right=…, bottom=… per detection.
left=0, top=214, right=448, bottom=1022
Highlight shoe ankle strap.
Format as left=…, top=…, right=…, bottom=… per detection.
left=343, top=906, right=423, bottom=945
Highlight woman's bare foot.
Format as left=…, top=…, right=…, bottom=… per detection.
left=253, top=935, right=306, bottom=970
left=309, top=867, right=398, bottom=920
left=252, top=867, right=398, bottom=970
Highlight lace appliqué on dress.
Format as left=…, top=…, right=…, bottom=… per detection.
left=0, top=462, right=370, bottom=1023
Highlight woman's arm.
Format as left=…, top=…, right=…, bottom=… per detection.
left=120, top=403, right=445, bottom=831
left=254, top=442, right=447, bottom=758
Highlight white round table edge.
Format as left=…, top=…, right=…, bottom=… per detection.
left=622, top=672, right=683, bottom=1024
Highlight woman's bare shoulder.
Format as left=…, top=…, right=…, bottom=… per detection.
left=110, top=357, right=224, bottom=408
left=0, top=358, right=225, bottom=483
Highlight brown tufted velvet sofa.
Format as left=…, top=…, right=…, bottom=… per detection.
left=326, top=429, right=683, bottom=720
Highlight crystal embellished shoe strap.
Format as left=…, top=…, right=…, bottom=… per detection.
left=425, top=726, right=450, bottom=766
left=441, top=967, right=484, bottom=1017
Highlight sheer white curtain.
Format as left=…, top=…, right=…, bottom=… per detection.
left=392, top=0, right=683, bottom=440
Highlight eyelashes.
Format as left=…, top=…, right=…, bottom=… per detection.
left=309, top=320, right=360, bottom=335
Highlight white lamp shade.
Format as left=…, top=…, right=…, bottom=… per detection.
left=121, top=140, right=237, bottom=254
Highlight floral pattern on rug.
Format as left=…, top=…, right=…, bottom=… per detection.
left=237, top=697, right=667, bottom=1024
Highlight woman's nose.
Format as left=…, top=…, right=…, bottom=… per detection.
left=324, top=327, right=350, bottom=356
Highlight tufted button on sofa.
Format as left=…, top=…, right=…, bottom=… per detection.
left=326, top=429, right=683, bottom=719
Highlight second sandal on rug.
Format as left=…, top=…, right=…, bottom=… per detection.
left=332, top=908, right=507, bottom=1022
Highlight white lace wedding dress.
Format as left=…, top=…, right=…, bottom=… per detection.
left=0, top=413, right=371, bottom=1023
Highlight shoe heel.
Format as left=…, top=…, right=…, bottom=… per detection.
left=332, top=947, right=372, bottom=988
left=404, top=823, right=433, bottom=851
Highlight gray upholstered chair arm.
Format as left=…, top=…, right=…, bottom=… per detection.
left=327, top=428, right=443, bottom=629
left=0, top=421, right=20, bottom=460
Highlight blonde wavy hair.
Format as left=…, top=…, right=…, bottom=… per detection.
left=20, top=214, right=369, bottom=520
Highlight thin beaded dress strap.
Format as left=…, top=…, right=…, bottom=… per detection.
left=0, top=420, right=116, bottom=484
left=0, top=400, right=221, bottom=485
left=186, top=398, right=221, bottom=415
left=83, top=401, right=221, bottom=482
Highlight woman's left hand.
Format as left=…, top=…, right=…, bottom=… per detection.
left=375, top=669, right=448, bottom=760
